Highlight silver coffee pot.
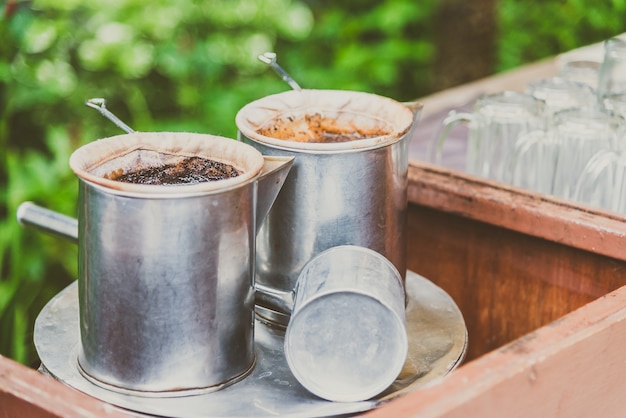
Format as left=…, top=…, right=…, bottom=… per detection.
left=236, top=89, right=422, bottom=324
left=20, top=131, right=294, bottom=394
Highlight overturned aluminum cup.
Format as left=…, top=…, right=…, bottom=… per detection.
left=284, top=245, right=408, bottom=402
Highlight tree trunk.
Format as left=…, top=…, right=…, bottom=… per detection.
left=433, top=0, right=497, bottom=91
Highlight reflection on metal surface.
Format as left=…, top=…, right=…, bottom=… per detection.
left=34, top=271, right=467, bottom=418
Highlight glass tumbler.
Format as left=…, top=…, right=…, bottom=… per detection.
left=597, top=37, right=626, bottom=98
left=511, top=130, right=560, bottom=194
left=526, top=76, right=597, bottom=125
left=432, top=91, right=543, bottom=183
left=602, top=92, right=626, bottom=119
left=574, top=149, right=626, bottom=214
left=551, top=108, right=625, bottom=199
left=558, top=59, right=601, bottom=91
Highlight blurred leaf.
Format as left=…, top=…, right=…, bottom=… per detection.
left=21, top=19, right=57, bottom=54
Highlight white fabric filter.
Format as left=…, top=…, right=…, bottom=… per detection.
left=235, top=89, right=414, bottom=151
left=69, top=132, right=265, bottom=195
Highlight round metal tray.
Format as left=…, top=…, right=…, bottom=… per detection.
left=34, top=270, right=467, bottom=417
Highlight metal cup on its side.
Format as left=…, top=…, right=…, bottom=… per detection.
left=284, top=245, right=408, bottom=403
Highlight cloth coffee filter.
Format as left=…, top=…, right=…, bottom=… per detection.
left=235, top=89, right=414, bottom=151
left=69, top=132, right=265, bottom=195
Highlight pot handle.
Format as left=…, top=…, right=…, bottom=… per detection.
left=17, top=202, right=78, bottom=243
left=255, top=283, right=294, bottom=315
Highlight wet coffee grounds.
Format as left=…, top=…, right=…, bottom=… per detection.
left=257, top=113, right=389, bottom=143
left=109, top=157, right=241, bottom=185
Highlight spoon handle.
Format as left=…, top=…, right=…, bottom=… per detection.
left=85, top=98, right=135, bottom=133
left=258, top=52, right=302, bottom=91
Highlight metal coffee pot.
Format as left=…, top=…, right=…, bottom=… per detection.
left=19, top=132, right=293, bottom=394
left=236, top=89, right=422, bottom=324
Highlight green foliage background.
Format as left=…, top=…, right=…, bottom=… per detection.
left=1, top=0, right=625, bottom=366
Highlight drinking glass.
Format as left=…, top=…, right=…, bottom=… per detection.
left=526, top=76, right=597, bottom=125
left=511, top=130, right=559, bottom=194
left=597, top=37, right=626, bottom=98
left=573, top=149, right=626, bottom=214
left=602, top=92, right=626, bottom=119
left=551, top=108, right=625, bottom=199
left=432, top=91, right=543, bottom=183
left=558, top=59, right=601, bottom=91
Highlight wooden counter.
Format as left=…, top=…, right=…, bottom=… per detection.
left=366, top=162, right=626, bottom=417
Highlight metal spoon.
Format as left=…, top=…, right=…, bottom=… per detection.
left=85, top=98, right=135, bottom=134
left=257, top=52, right=302, bottom=91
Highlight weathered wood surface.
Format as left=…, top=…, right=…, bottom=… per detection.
left=369, top=40, right=625, bottom=416
left=366, top=282, right=626, bottom=418
left=406, top=161, right=626, bottom=361
left=0, top=355, right=129, bottom=417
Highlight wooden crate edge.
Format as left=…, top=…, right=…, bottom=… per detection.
left=408, top=161, right=626, bottom=262
left=0, top=355, right=129, bottom=417
left=366, top=283, right=626, bottom=417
